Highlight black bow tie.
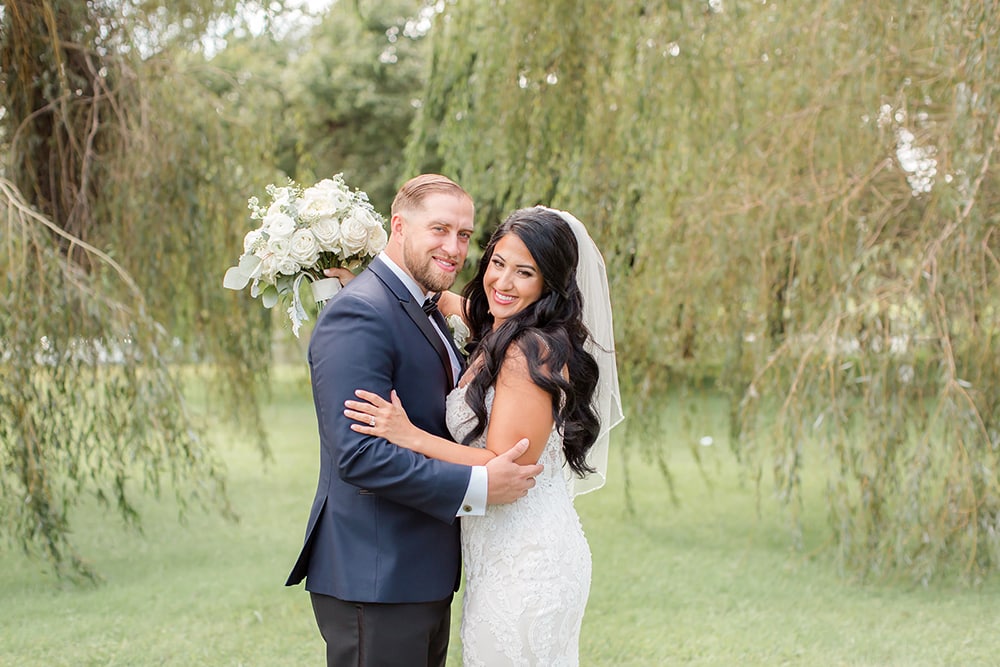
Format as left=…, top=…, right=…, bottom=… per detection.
left=422, top=293, right=441, bottom=316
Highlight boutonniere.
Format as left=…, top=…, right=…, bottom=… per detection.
left=445, top=314, right=471, bottom=356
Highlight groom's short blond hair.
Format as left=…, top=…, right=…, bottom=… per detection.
left=391, top=174, right=471, bottom=216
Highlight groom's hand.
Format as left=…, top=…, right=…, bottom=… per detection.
left=485, top=439, right=544, bottom=504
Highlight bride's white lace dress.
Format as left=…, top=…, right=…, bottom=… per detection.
left=447, top=384, right=591, bottom=666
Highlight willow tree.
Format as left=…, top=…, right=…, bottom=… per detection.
left=0, top=0, right=276, bottom=578
left=199, top=0, right=431, bottom=219
left=409, top=0, right=1000, bottom=581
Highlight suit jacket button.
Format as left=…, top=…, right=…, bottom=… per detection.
left=463, top=504, right=473, bottom=513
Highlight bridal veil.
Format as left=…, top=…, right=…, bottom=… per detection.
left=539, top=206, right=625, bottom=497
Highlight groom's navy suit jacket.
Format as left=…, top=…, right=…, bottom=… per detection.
left=286, top=258, right=470, bottom=603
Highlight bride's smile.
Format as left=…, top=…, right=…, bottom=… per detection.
left=492, top=290, right=516, bottom=304
left=484, top=234, right=544, bottom=324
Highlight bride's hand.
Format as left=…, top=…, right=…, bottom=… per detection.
left=344, top=390, right=417, bottom=447
left=324, top=266, right=356, bottom=286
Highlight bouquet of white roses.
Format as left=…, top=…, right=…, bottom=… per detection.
left=223, top=174, right=387, bottom=336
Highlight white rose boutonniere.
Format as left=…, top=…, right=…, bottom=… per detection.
left=446, top=314, right=471, bottom=356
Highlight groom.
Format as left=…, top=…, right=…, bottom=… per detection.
left=286, top=174, right=542, bottom=666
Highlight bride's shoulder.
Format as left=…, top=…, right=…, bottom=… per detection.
left=513, top=328, right=567, bottom=362
left=502, top=330, right=564, bottom=380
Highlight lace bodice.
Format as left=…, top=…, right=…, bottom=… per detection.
left=447, top=385, right=590, bottom=666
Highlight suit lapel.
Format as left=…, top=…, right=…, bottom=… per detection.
left=370, top=259, right=455, bottom=387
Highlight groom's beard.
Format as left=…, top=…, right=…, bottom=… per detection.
left=404, top=245, right=460, bottom=293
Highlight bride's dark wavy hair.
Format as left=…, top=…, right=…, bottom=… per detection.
left=461, top=207, right=600, bottom=477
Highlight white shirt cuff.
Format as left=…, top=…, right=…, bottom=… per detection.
left=457, top=466, right=487, bottom=516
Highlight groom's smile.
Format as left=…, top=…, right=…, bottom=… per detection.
left=433, top=255, right=459, bottom=273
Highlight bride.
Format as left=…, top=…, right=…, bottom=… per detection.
left=344, top=206, right=623, bottom=665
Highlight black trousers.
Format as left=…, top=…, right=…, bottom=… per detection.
left=310, top=592, right=452, bottom=667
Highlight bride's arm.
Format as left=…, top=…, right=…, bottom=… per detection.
left=323, top=266, right=358, bottom=285
left=437, top=290, right=466, bottom=321
left=482, top=345, right=554, bottom=466
left=344, top=348, right=553, bottom=467
left=345, top=390, right=495, bottom=466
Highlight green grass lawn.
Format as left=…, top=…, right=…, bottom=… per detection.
left=2, top=368, right=998, bottom=666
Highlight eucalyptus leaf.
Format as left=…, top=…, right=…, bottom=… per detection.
left=239, top=253, right=262, bottom=273
left=275, top=274, right=294, bottom=294
left=223, top=265, right=250, bottom=290
left=261, top=284, right=279, bottom=309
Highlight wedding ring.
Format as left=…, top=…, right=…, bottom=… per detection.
left=369, top=416, right=376, bottom=427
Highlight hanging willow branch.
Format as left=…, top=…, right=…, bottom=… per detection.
left=0, top=178, right=233, bottom=580
left=410, top=0, right=1000, bottom=581
left=0, top=0, right=274, bottom=578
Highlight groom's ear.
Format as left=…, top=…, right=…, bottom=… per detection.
left=390, top=213, right=406, bottom=237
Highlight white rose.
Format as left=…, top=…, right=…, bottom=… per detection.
left=339, top=210, right=371, bottom=257
left=359, top=207, right=382, bottom=229
left=298, top=179, right=351, bottom=222
left=289, top=228, right=320, bottom=266
left=276, top=257, right=300, bottom=276
left=267, top=236, right=300, bottom=276
left=243, top=229, right=265, bottom=253
left=258, top=255, right=278, bottom=282
left=365, top=223, right=388, bottom=256
left=264, top=187, right=293, bottom=219
left=311, top=217, right=342, bottom=253
left=263, top=211, right=296, bottom=240
left=267, top=235, right=292, bottom=262
left=268, top=186, right=294, bottom=207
